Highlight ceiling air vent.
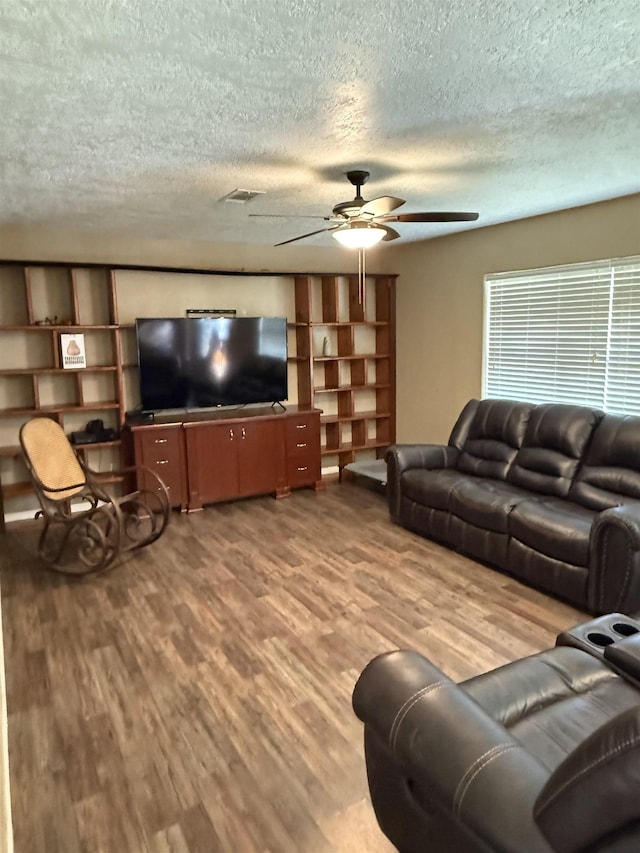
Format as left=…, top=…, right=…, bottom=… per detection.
left=221, top=188, right=266, bottom=204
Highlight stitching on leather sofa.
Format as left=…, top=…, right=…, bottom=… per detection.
left=599, top=528, right=609, bottom=609
left=454, top=742, right=518, bottom=817
left=598, top=522, right=633, bottom=611
left=389, top=681, right=448, bottom=751
left=535, top=734, right=640, bottom=814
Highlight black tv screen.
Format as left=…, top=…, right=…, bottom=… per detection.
left=136, top=316, right=288, bottom=411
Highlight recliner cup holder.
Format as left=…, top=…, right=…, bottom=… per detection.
left=557, top=614, right=640, bottom=659
left=587, top=632, right=615, bottom=647
left=613, top=623, right=640, bottom=637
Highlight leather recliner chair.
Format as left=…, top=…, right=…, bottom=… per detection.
left=353, top=614, right=640, bottom=852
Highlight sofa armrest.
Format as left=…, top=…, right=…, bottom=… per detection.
left=385, top=444, right=459, bottom=522
left=590, top=503, right=640, bottom=614
left=534, top=706, right=640, bottom=853
left=353, top=650, right=552, bottom=852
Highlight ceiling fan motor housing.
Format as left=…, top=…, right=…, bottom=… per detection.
left=331, top=170, right=372, bottom=218
left=332, top=200, right=364, bottom=218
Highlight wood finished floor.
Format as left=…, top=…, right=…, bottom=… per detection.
left=0, top=482, right=585, bottom=853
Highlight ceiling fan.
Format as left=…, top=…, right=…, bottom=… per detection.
left=250, top=170, right=479, bottom=248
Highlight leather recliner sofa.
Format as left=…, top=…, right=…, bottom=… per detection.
left=353, top=613, right=640, bottom=852
left=386, top=399, right=640, bottom=614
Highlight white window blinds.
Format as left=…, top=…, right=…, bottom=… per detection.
left=483, top=256, right=640, bottom=415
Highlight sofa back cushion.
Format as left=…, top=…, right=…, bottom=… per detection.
left=507, top=404, right=603, bottom=497
left=448, top=398, right=481, bottom=450
left=453, top=399, right=532, bottom=481
left=569, top=414, right=640, bottom=510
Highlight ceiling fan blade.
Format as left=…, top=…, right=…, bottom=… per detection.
left=249, top=214, right=329, bottom=220
left=359, top=196, right=405, bottom=218
left=379, top=224, right=401, bottom=241
left=383, top=211, right=479, bottom=223
left=274, top=224, right=343, bottom=247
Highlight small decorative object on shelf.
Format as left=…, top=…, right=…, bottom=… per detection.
left=61, top=333, right=87, bottom=369
left=322, top=335, right=331, bottom=357
left=36, top=316, right=73, bottom=326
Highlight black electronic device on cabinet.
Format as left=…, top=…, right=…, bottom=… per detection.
left=71, top=419, right=117, bottom=445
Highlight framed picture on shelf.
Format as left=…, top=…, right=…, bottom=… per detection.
left=60, top=333, right=87, bottom=369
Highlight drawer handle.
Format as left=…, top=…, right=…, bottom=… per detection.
left=297, top=466, right=308, bottom=472
left=295, top=424, right=307, bottom=429
left=229, top=429, right=234, bottom=440
left=156, top=460, right=169, bottom=465
left=296, top=442, right=307, bottom=448
left=154, top=438, right=168, bottom=444
left=241, top=428, right=246, bottom=439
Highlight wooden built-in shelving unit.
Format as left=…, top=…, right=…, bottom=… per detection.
left=0, top=262, right=396, bottom=526
left=0, top=263, right=126, bottom=528
left=292, top=273, right=396, bottom=474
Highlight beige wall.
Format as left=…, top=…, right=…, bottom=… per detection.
left=387, top=193, right=640, bottom=444
left=0, top=223, right=385, bottom=275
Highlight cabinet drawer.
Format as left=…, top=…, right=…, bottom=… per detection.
left=287, top=437, right=315, bottom=463
left=139, top=458, right=183, bottom=506
left=141, top=467, right=181, bottom=502
left=287, top=461, right=316, bottom=488
left=286, top=414, right=319, bottom=441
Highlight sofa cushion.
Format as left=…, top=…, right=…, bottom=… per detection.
left=449, top=478, right=532, bottom=533
left=507, top=403, right=603, bottom=498
left=401, top=469, right=469, bottom=512
left=509, top=497, right=595, bottom=566
left=508, top=539, right=589, bottom=607
left=455, top=399, right=532, bottom=481
left=570, top=413, right=640, bottom=511
left=463, top=646, right=640, bottom=772
left=447, top=398, right=481, bottom=450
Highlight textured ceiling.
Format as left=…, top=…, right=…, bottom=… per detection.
left=1, top=0, right=639, bottom=248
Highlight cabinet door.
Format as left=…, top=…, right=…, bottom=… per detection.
left=286, top=413, right=321, bottom=488
left=237, top=419, right=285, bottom=497
left=134, top=426, right=186, bottom=508
left=185, top=423, right=239, bottom=507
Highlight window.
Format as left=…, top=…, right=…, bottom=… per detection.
left=483, top=256, right=640, bottom=415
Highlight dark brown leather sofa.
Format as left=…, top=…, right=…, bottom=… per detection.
left=386, top=399, right=640, bottom=614
left=353, top=613, right=640, bottom=852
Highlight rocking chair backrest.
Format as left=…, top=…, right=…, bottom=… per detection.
left=20, top=417, right=87, bottom=501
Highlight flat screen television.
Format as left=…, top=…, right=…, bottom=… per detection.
left=135, top=316, right=288, bottom=411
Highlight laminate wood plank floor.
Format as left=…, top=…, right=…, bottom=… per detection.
left=0, top=483, right=585, bottom=853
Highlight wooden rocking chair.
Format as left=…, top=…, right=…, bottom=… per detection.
left=19, top=417, right=171, bottom=574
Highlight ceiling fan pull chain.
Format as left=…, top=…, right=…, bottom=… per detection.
left=358, top=248, right=366, bottom=310
left=363, top=249, right=367, bottom=312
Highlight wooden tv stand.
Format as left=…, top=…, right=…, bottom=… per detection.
left=124, top=405, right=323, bottom=512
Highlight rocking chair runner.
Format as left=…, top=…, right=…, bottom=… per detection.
left=19, top=417, right=171, bottom=574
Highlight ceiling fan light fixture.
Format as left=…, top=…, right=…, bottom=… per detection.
left=332, top=222, right=386, bottom=249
